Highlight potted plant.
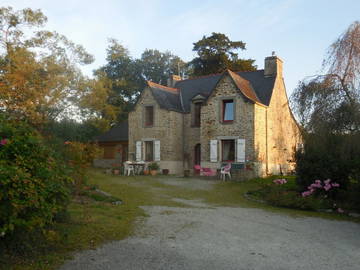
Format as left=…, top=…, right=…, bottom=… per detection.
left=148, top=162, right=159, bottom=176
left=112, top=163, right=122, bottom=175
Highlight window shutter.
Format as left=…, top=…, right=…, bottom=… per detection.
left=154, top=140, right=160, bottom=161
left=210, top=140, right=218, bottom=162
left=236, top=139, right=245, bottom=163
left=136, top=141, right=142, bottom=161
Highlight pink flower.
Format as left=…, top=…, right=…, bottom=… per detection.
left=324, top=179, right=331, bottom=185
left=331, top=183, right=340, bottom=187
left=315, top=180, right=321, bottom=184
left=302, top=190, right=313, bottom=197
left=0, top=138, right=8, bottom=145
left=273, top=178, right=287, bottom=185
left=337, top=208, right=344, bottom=213
left=324, top=184, right=332, bottom=191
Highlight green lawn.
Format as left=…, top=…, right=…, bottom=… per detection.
left=3, top=169, right=359, bottom=270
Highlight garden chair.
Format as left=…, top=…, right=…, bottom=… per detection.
left=124, top=161, right=135, bottom=176
left=220, top=163, right=231, bottom=181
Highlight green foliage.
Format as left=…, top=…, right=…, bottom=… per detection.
left=95, top=39, right=145, bottom=121
left=0, top=115, right=71, bottom=244
left=189, top=32, right=257, bottom=76
left=295, top=133, right=360, bottom=192
left=139, top=49, right=187, bottom=85
left=45, top=119, right=102, bottom=143
left=249, top=177, right=330, bottom=210
left=148, top=162, right=160, bottom=170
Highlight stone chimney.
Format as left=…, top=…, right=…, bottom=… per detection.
left=167, top=74, right=182, bottom=87
left=264, top=54, right=283, bottom=77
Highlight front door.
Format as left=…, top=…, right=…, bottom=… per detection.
left=194, top=144, right=201, bottom=166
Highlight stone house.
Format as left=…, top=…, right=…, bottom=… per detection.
left=93, top=122, right=129, bottom=168
left=128, top=55, right=301, bottom=177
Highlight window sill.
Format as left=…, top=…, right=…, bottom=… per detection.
left=221, top=121, right=234, bottom=125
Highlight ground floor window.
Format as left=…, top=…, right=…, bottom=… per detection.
left=222, top=140, right=235, bottom=162
left=145, top=141, right=154, bottom=161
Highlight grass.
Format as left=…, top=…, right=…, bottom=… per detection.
left=2, top=170, right=359, bottom=270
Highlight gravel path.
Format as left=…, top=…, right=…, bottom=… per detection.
left=60, top=179, right=360, bottom=270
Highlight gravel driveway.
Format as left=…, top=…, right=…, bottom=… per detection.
left=60, top=178, right=360, bottom=270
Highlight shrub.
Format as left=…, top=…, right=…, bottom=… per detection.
left=295, top=133, right=360, bottom=191
left=0, top=116, right=71, bottom=243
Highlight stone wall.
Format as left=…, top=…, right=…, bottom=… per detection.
left=128, top=87, right=184, bottom=174
left=183, top=113, right=201, bottom=170
left=200, top=75, right=255, bottom=170
left=265, top=77, right=301, bottom=175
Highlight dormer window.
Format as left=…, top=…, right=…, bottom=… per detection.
left=223, top=99, right=234, bottom=122
left=145, top=106, right=154, bottom=127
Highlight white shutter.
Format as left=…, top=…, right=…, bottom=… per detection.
left=154, top=140, right=160, bottom=161
left=136, top=141, right=142, bottom=161
left=210, top=140, right=218, bottom=162
left=236, top=139, right=245, bottom=163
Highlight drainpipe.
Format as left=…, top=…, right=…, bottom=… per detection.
left=265, top=109, right=269, bottom=175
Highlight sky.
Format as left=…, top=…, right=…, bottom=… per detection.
left=3, top=0, right=360, bottom=96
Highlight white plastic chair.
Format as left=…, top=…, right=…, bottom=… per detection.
left=124, top=161, right=135, bottom=176
left=220, top=164, right=231, bottom=181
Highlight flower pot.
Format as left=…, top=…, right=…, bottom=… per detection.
left=144, top=170, right=150, bottom=175
left=150, top=170, right=157, bottom=176
left=113, top=169, right=120, bottom=175
left=162, top=169, right=169, bottom=175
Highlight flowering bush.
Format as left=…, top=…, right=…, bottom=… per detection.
left=301, top=179, right=340, bottom=198
left=273, top=178, right=287, bottom=185
left=0, top=116, right=71, bottom=241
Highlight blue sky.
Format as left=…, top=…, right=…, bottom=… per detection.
left=3, top=0, right=360, bottom=96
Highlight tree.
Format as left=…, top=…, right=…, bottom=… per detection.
left=95, top=39, right=144, bottom=121
left=0, top=7, right=93, bottom=126
left=291, top=21, right=360, bottom=192
left=139, top=49, right=187, bottom=85
left=189, top=32, right=256, bottom=76
left=292, top=21, right=360, bottom=133
left=96, top=41, right=187, bottom=122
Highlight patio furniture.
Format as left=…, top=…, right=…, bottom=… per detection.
left=194, top=165, right=216, bottom=177
left=220, top=163, right=231, bottom=181
left=124, top=161, right=146, bottom=175
left=124, top=161, right=135, bottom=176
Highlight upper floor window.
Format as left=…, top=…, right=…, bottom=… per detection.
left=222, top=99, right=234, bottom=122
left=193, top=103, right=201, bottom=127
left=145, top=106, right=154, bottom=126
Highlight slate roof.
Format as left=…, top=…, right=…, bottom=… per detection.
left=146, top=69, right=276, bottom=113
left=95, top=121, right=128, bottom=142
left=147, top=81, right=183, bottom=112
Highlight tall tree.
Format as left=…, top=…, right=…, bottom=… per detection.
left=95, top=39, right=144, bottom=121
left=292, top=21, right=360, bottom=133
left=96, top=41, right=187, bottom=122
left=189, top=32, right=256, bottom=76
left=139, top=49, right=187, bottom=85
left=291, top=21, right=360, bottom=191
left=0, top=7, right=93, bottom=126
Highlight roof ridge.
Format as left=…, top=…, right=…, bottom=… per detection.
left=177, top=69, right=263, bottom=83
left=147, top=81, right=179, bottom=93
